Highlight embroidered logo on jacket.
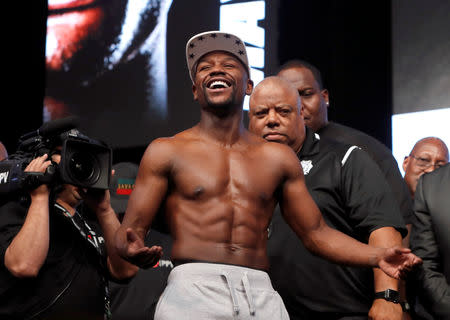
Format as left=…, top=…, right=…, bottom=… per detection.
left=301, top=160, right=313, bottom=175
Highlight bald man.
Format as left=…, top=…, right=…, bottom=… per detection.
left=0, top=142, right=7, bottom=161
left=249, top=76, right=411, bottom=320
left=402, top=137, right=449, bottom=198
left=403, top=137, right=449, bottom=319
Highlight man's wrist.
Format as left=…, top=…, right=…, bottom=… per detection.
left=373, top=247, right=386, bottom=268
left=374, top=289, right=400, bottom=303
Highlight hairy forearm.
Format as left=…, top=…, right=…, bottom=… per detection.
left=5, top=195, right=50, bottom=277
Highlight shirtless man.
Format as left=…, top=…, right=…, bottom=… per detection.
left=115, top=31, right=421, bottom=320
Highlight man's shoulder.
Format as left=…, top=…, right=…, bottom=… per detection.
left=257, top=142, right=302, bottom=175
left=257, top=139, right=296, bottom=157
left=324, top=122, right=381, bottom=143
left=317, top=135, right=355, bottom=154
left=145, top=131, right=195, bottom=153
left=322, top=122, right=392, bottom=156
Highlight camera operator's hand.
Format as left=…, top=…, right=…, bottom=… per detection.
left=24, top=154, right=52, bottom=198
left=5, top=154, right=53, bottom=278
left=80, top=188, right=113, bottom=216
left=81, top=169, right=115, bottom=216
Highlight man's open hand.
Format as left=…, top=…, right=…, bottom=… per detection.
left=378, top=246, right=422, bottom=279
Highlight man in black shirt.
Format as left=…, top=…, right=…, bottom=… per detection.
left=402, top=137, right=448, bottom=319
left=0, top=149, right=134, bottom=319
left=248, top=76, right=409, bottom=320
left=276, top=60, right=414, bottom=232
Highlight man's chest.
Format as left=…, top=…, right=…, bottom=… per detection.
left=170, top=148, right=281, bottom=199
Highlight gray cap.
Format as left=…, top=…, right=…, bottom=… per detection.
left=186, top=31, right=250, bottom=81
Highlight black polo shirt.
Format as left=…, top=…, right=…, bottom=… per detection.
left=0, top=199, right=105, bottom=320
left=318, top=121, right=413, bottom=224
left=267, top=128, right=407, bottom=319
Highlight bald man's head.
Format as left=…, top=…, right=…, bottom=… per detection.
left=248, top=76, right=305, bottom=153
left=403, top=137, right=449, bottom=197
left=0, top=142, right=7, bottom=161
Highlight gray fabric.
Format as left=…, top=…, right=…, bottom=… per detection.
left=154, top=263, right=289, bottom=320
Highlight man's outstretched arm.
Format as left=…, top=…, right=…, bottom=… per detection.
left=279, top=150, right=421, bottom=279
left=114, top=138, right=172, bottom=277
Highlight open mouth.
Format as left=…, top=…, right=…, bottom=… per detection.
left=206, top=79, right=232, bottom=90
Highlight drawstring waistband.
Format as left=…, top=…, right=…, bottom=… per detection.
left=166, top=262, right=273, bottom=318
left=221, top=270, right=256, bottom=317
left=242, top=272, right=256, bottom=315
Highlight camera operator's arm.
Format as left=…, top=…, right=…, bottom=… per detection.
left=4, top=155, right=52, bottom=277
left=83, top=188, right=140, bottom=281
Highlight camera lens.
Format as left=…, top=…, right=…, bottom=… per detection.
left=68, top=151, right=100, bottom=185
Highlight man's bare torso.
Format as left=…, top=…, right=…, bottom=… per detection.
left=157, top=127, right=292, bottom=270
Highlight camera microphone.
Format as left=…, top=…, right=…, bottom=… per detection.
left=19, top=116, right=80, bottom=141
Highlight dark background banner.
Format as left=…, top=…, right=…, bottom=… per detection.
left=3, top=0, right=449, bottom=166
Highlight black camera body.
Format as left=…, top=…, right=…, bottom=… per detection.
left=58, top=130, right=112, bottom=189
left=0, top=119, right=112, bottom=194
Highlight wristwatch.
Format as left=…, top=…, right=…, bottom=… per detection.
left=374, top=289, right=400, bottom=303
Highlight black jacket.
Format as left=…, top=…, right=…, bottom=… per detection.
left=410, top=163, right=450, bottom=319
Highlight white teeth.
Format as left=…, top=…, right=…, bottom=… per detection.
left=209, top=80, right=229, bottom=89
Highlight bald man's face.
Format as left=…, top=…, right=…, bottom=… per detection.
left=278, top=66, right=328, bottom=132
left=249, top=79, right=305, bottom=153
left=403, top=139, right=449, bottom=197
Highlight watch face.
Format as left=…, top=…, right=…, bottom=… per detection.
left=376, top=289, right=400, bottom=303
left=385, top=289, right=400, bottom=303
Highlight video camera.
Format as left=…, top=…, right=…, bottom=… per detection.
left=0, top=117, right=112, bottom=194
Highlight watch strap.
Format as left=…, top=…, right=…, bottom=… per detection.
left=374, top=289, right=400, bottom=303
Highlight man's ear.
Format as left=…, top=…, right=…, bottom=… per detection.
left=321, top=89, right=329, bottom=107
left=245, top=79, right=254, bottom=96
left=192, top=83, right=198, bottom=101
left=402, top=156, right=410, bottom=173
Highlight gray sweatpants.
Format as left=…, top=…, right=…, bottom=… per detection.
left=154, top=262, right=290, bottom=320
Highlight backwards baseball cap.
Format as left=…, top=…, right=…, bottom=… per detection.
left=186, top=31, right=250, bottom=81
left=109, top=162, right=139, bottom=216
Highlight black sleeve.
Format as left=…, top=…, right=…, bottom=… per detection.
left=379, top=157, right=414, bottom=225
left=410, top=176, right=450, bottom=317
left=341, top=148, right=407, bottom=239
